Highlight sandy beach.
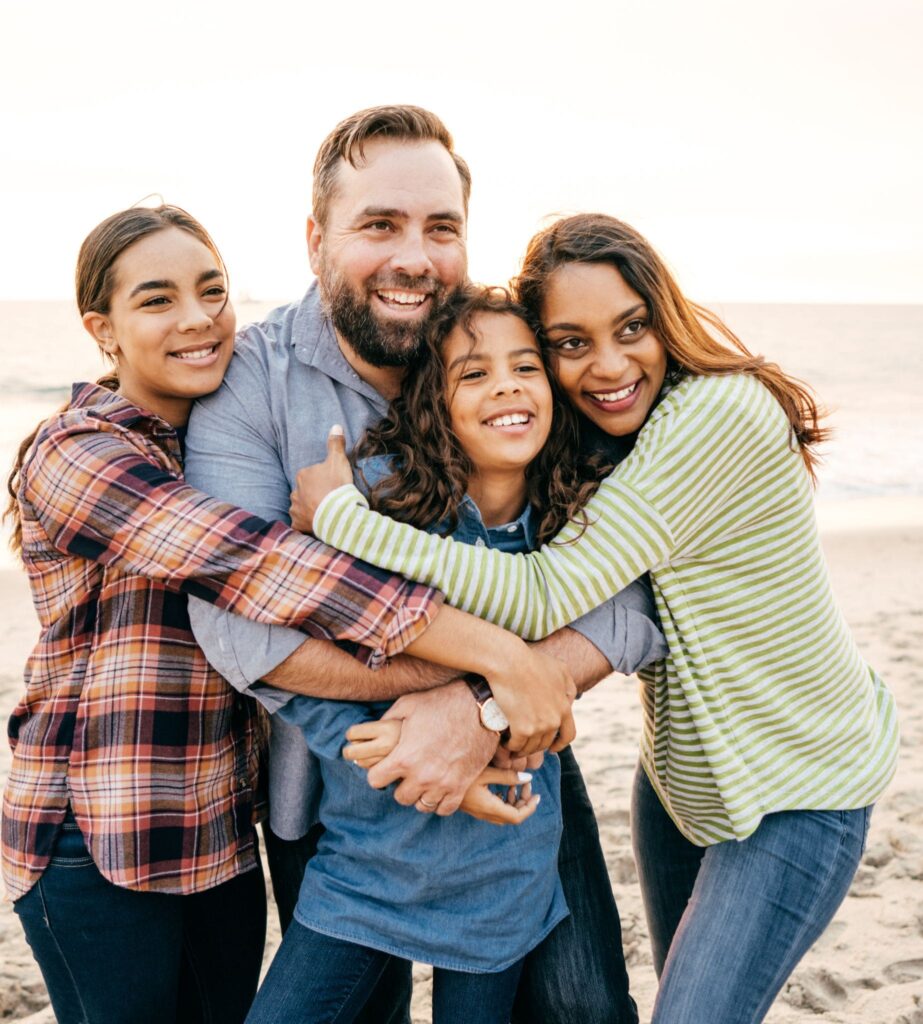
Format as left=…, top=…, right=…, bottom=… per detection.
left=1, top=503, right=921, bottom=1024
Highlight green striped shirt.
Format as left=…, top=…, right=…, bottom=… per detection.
left=315, top=374, right=899, bottom=844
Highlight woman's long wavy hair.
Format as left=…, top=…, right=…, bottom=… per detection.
left=5, top=204, right=225, bottom=557
left=514, top=213, right=829, bottom=482
left=354, top=286, right=613, bottom=545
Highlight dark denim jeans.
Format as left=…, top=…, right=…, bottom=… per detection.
left=263, top=746, right=637, bottom=1024
left=263, top=821, right=413, bottom=1024
left=245, top=922, right=523, bottom=1024
left=14, top=813, right=266, bottom=1024
left=632, top=765, right=873, bottom=1023
left=514, top=745, right=638, bottom=1023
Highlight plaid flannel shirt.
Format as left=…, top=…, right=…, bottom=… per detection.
left=2, top=383, right=441, bottom=900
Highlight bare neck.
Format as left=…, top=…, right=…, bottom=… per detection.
left=466, top=471, right=529, bottom=528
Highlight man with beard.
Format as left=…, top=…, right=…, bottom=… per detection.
left=186, top=106, right=652, bottom=1023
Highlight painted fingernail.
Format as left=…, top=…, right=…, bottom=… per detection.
left=330, top=424, right=344, bottom=436
left=517, top=772, right=533, bottom=782
left=534, top=794, right=541, bottom=805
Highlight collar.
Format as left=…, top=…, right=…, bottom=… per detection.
left=455, top=494, right=538, bottom=549
left=287, top=282, right=390, bottom=414
left=69, top=382, right=182, bottom=458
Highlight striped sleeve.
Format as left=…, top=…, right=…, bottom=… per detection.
left=312, top=376, right=775, bottom=640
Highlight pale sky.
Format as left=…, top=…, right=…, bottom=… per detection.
left=2, top=0, right=921, bottom=304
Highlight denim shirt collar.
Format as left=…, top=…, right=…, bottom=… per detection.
left=452, top=494, right=537, bottom=550
left=355, top=454, right=537, bottom=549
left=288, top=283, right=390, bottom=414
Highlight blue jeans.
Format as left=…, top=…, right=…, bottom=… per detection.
left=631, top=766, right=873, bottom=1024
left=14, top=812, right=266, bottom=1024
left=245, top=922, right=524, bottom=1024
left=263, top=821, right=412, bottom=1024
left=514, top=745, right=638, bottom=1023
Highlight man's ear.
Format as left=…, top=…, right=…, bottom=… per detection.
left=82, top=311, right=119, bottom=357
left=306, top=215, right=323, bottom=276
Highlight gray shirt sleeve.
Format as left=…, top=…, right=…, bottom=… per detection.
left=184, top=342, right=307, bottom=706
left=567, top=575, right=668, bottom=674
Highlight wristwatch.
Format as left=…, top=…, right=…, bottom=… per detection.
left=463, top=673, right=510, bottom=734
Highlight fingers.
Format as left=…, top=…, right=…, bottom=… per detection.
left=327, top=424, right=347, bottom=460
left=549, top=710, right=577, bottom=753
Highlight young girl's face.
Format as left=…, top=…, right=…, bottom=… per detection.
left=83, top=226, right=235, bottom=426
left=443, top=312, right=553, bottom=477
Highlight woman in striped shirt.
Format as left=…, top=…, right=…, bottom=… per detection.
left=295, top=213, right=899, bottom=1024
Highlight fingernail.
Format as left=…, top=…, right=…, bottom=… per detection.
left=517, top=772, right=533, bottom=782
left=330, top=424, right=344, bottom=436
left=534, top=795, right=541, bottom=805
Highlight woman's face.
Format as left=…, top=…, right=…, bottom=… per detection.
left=83, top=226, right=235, bottom=425
left=541, top=262, right=667, bottom=437
left=443, top=312, right=553, bottom=477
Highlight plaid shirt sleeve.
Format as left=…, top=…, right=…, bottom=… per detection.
left=21, top=413, right=442, bottom=667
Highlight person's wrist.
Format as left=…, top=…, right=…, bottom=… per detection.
left=476, top=631, right=526, bottom=683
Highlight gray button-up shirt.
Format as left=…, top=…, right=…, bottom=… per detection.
left=185, top=284, right=665, bottom=839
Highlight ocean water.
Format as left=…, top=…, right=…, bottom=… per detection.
left=0, top=299, right=920, bottom=566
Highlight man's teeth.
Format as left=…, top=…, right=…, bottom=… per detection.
left=173, top=345, right=216, bottom=361
left=377, top=290, right=427, bottom=306
left=486, top=413, right=530, bottom=427
left=592, top=382, right=638, bottom=402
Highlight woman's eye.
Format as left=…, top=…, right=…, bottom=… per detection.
left=555, top=337, right=586, bottom=352
left=622, top=318, right=647, bottom=338
left=204, top=286, right=227, bottom=298
left=459, top=369, right=485, bottom=381
left=515, top=363, right=542, bottom=375
left=140, top=295, right=169, bottom=308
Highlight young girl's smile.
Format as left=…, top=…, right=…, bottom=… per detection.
left=443, top=312, right=553, bottom=484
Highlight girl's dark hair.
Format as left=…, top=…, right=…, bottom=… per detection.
left=6, top=205, right=224, bottom=557
left=514, top=213, right=829, bottom=482
left=354, top=285, right=613, bottom=545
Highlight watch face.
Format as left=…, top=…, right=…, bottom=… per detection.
left=481, top=698, right=510, bottom=733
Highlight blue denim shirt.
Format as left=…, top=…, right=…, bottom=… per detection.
left=278, top=490, right=567, bottom=973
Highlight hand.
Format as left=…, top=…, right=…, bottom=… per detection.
left=458, top=768, right=540, bottom=826
left=365, top=681, right=498, bottom=815
left=343, top=719, right=401, bottom=769
left=290, top=424, right=353, bottom=533
left=486, top=645, right=577, bottom=757
left=491, top=748, right=544, bottom=803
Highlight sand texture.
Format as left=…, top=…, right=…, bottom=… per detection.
left=1, top=512, right=921, bottom=1023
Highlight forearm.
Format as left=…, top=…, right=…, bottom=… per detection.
left=264, top=639, right=458, bottom=700
left=534, top=626, right=612, bottom=695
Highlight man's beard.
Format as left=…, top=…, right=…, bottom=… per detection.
left=321, top=268, right=448, bottom=368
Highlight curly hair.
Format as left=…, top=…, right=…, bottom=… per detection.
left=514, top=213, right=829, bottom=482
left=353, top=285, right=613, bottom=545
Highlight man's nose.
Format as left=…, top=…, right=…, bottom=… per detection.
left=389, top=229, right=435, bottom=278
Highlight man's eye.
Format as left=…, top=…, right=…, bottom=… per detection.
left=432, top=224, right=459, bottom=235
left=366, top=221, right=393, bottom=232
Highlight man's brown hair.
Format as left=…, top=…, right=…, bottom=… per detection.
left=312, top=105, right=472, bottom=227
